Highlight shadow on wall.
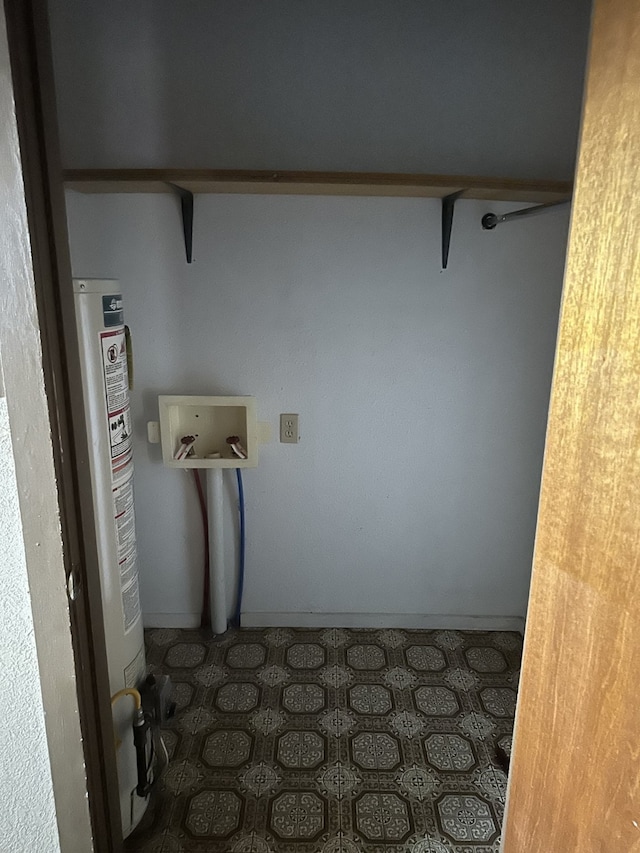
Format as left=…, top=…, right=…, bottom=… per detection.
left=65, top=191, right=570, bottom=627
left=49, top=0, right=591, bottom=178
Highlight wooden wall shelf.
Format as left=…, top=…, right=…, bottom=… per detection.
left=63, top=169, right=572, bottom=203
left=63, top=169, right=572, bottom=268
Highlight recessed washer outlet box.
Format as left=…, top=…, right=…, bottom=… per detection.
left=158, top=395, right=258, bottom=468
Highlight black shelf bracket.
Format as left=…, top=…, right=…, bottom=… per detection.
left=481, top=198, right=571, bottom=230
left=167, top=183, right=194, bottom=263
left=441, top=190, right=465, bottom=270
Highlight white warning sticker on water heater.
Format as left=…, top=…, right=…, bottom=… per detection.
left=101, top=330, right=129, bottom=412
left=100, top=325, right=141, bottom=633
left=114, top=471, right=137, bottom=579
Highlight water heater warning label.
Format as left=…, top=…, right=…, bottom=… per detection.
left=114, top=475, right=136, bottom=559
left=100, top=325, right=141, bottom=633
left=101, top=329, right=129, bottom=414
left=114, top=471, right=141, bottom=632
left=109, top=407, right=132, bottom=460
left=122, top=573, right=141, bottom=633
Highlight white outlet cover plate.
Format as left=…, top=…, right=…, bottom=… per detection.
left=280, top=413, right=299, bottom=443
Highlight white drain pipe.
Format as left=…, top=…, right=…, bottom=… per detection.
left=206, top=468, right=227, bottom=634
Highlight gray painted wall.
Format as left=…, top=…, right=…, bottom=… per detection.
left=57, top=2, right=579, bottom=628
left=65, top=191, right=569, bottom=627
left=49, top=0, right=591, bottom=178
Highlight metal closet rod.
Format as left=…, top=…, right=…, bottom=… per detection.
left=481, top=198, right=571, bottom=230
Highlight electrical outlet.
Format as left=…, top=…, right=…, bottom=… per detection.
left=280, top=413, right=299, bottom=444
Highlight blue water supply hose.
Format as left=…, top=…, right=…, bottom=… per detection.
left=233, top=468, right=246, bottom=627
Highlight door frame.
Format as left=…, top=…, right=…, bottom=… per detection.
left=502, top=0, right=640, bottom=849
left=11, top=0, right=637, bottom=851
left=3, top=0, right=123, bottom=849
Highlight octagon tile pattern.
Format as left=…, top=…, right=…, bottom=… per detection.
left=171, top=681, right=194, bottom=710
left=464, top=647, right=507, bottom=673
left=282, top=683, right=326, bottom=714
left=269, top=791, right=326, bottom=840
left=435, top=793, right=498, bottom=843
left=346, top=644, right=387, bottom=670
left=215, top=682, right=260, bottom=713
left=276, top=730, right=325, bottom=768
left=348, top=683, right=393, bottom=715
left=126, top=626, right=521, bottom=853
left=354, top=792, right=412, bottom=842
left=202, top=730, right=252, bottom=768
left=185, top=789, right=242, bottom=837
left=165, top=643, right=206, bottom=668
left=414, top=685, right=460, bottom=716
left=351, top=732, right=401, bottom=771
left=286, top=643, right=326, bottom=669
left=480, top=687, right=518, bottom=718
left=405, top=645, right=447, bottom=672
left=424, top=733, right=477, bottom=772
left=226, top=643, right=267, bottom=669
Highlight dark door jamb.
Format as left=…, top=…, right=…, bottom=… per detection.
left=3, top=1, right=123, bottom=849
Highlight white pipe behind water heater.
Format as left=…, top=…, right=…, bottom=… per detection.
left=207, top=468, right=227, bottom=634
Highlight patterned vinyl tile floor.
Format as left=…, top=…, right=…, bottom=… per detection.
left=125, top=627, right=520, bottom=853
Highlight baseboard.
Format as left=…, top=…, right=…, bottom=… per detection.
left=143, top=611, right=526, bottom=632
left=143, top=613, right=202, bottom=629
left=240, top=612, right=525, bottom=632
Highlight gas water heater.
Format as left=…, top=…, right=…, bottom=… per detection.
left=73, top=279, right=153, bottom=838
